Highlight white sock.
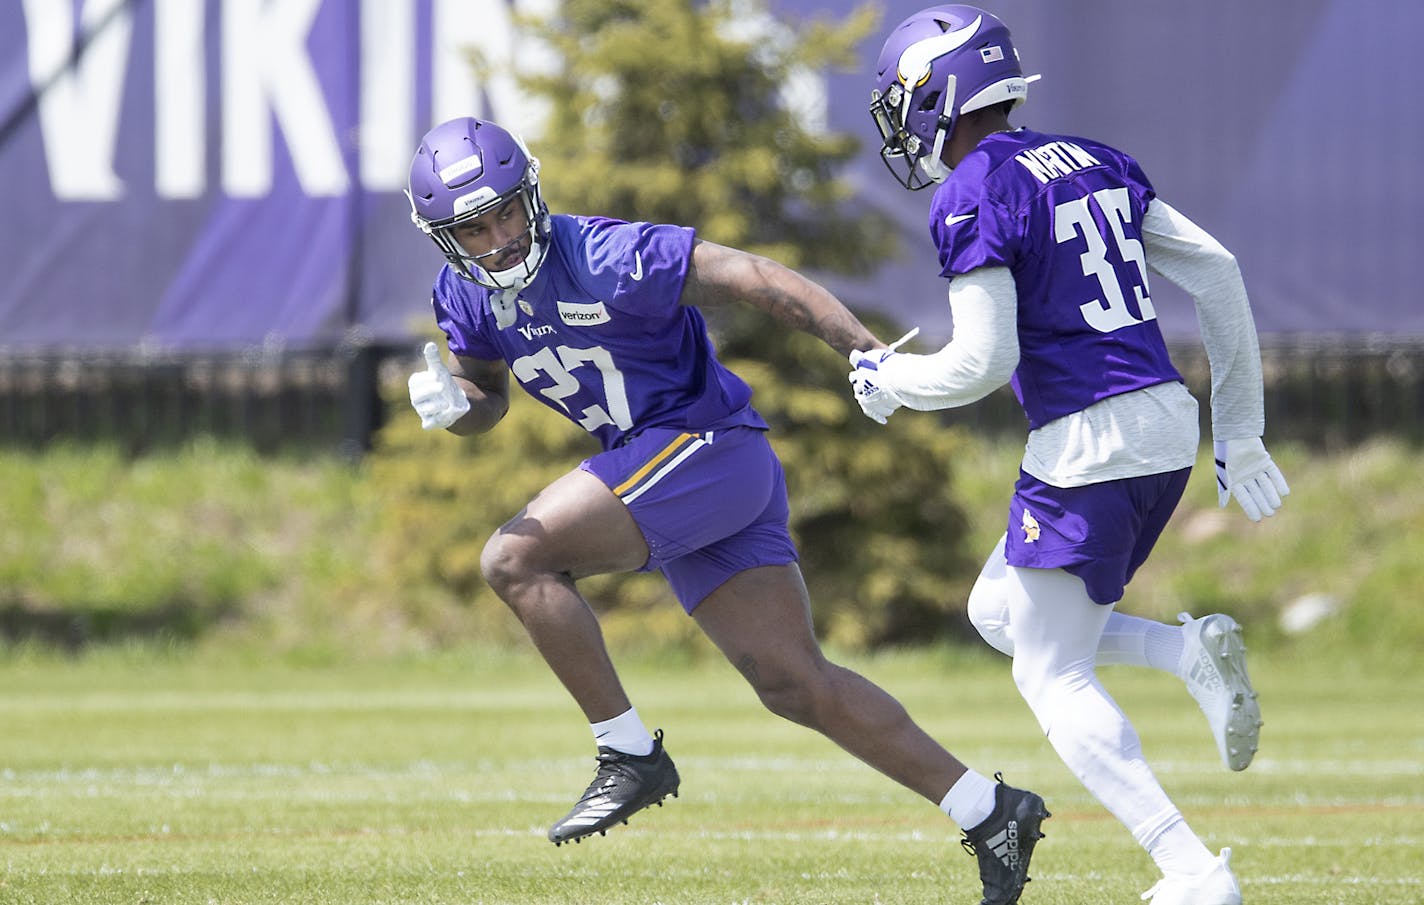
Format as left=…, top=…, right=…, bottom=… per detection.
left=1097, top=612, right=1184, bottom=674
left=589, top=707, right=654, bottom=756
left=1147, top=619, right=1187, bottom=676
left=1146, top=817, right=1216, bottom=878
left=939, top=769, right=998, bottom=831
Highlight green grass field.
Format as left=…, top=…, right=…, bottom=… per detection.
left=0, top=644, right=1418, bottom=904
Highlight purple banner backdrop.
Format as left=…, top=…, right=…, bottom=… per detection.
left=1, top=0, right=1419, bottom=353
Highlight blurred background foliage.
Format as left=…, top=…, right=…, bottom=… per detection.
left=491, top=0, right=890, bottom=274
left=6, top=434, right=1422, bottom=669
left=2, top=0, right=1419, bottom=666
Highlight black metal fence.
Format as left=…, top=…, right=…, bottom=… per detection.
left=1, top=338, right=1420, bottom=455
left=933, top=337, right=1424, bottom=450
left=0, top=344, right=396, bottom=458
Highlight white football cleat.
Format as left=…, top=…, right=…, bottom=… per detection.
left=1179, top=612, right=1263, bottom=771
left=1141, top=847, right=1242, bottom=905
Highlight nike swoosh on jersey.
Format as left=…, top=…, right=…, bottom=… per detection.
left=944, top=212, right=977, bottom=227
left=897, top=15, right=982, bottom=86
left=630, top=251, right=644, bottom=281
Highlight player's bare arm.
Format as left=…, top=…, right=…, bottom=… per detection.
left=445, top=354, right=510, bottom=436
left=681, top=239, right=883, bottom=358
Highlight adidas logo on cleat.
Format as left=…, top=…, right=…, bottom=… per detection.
left=986, top=821, right=1020, bottom=873
left=961, top=775, right=1050, bottom=905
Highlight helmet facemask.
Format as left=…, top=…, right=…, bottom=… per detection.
left=870, top=74, right=958, bottom=191
left=409, top=157, right=550, bottom=293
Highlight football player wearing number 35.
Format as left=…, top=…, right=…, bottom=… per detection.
left=854, top=6, right=1291, bottom=904
left=404, top=115, right=1049, bottom=904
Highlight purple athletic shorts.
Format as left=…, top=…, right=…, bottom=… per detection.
left=1004, top=467, right=1190, bottom=605
left=579, top=426, right=798, bottom=612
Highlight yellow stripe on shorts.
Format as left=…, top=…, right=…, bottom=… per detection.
left=612, top=432, right=700, bottom=498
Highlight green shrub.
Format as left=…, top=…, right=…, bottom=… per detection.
left=2, top=416, right=1420, bottom=661
left=0, top=441, right=349, bottom=647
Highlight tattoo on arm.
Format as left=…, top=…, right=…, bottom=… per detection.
left=685, top=241, right=880, bottom=357
left=746, top=276, right=875, bottom=356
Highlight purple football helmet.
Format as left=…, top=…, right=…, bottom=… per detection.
left=407, top=117, right=552, bottom=290
left=870, top=5, right=1035, bottom=190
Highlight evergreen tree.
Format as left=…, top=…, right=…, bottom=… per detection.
left=501, top=0, right=890, bottom=275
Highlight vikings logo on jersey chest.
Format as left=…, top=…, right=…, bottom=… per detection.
left=517, top=322, right=555, bottom=341
left=513, top=298, right=553, bottom=340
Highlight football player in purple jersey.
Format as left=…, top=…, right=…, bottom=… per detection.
left=403, top=115, right=1048, bottom=902
left=854, top=6, right=1291, bottom=904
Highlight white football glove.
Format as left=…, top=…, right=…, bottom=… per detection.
left=408, top=341, right=471, bottom=431
left=1213, top=437, right=1289, bottom=521
left=847, top=327, right=919, bottom=425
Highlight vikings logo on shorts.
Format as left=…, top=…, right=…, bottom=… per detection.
left=1021, top=509, right=1041, bottom=543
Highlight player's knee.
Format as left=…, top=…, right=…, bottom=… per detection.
left=479, top=530, right=532, bottom=601
left=745, top=663, right=821, bottom=727
left=758, top=685, right=817, bottom=727
left=967, top=579, right=1014, bottom=656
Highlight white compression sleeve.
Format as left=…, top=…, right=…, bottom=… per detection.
left=1142, top=200, right=1265, bottom=441
left=875, top=267, right=1019, bottom=411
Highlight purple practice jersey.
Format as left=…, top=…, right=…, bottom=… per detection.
left=930, top=128, right=1183, bottom=430
left=431, top=214, right=767, bottom=450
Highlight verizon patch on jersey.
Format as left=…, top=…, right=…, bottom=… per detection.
left=557, top=301, right=611, bottom=325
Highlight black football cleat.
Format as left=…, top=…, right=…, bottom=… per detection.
left=548, top=729, right=680, bottom=846
left=959, top=773, right=1050, bottom=905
